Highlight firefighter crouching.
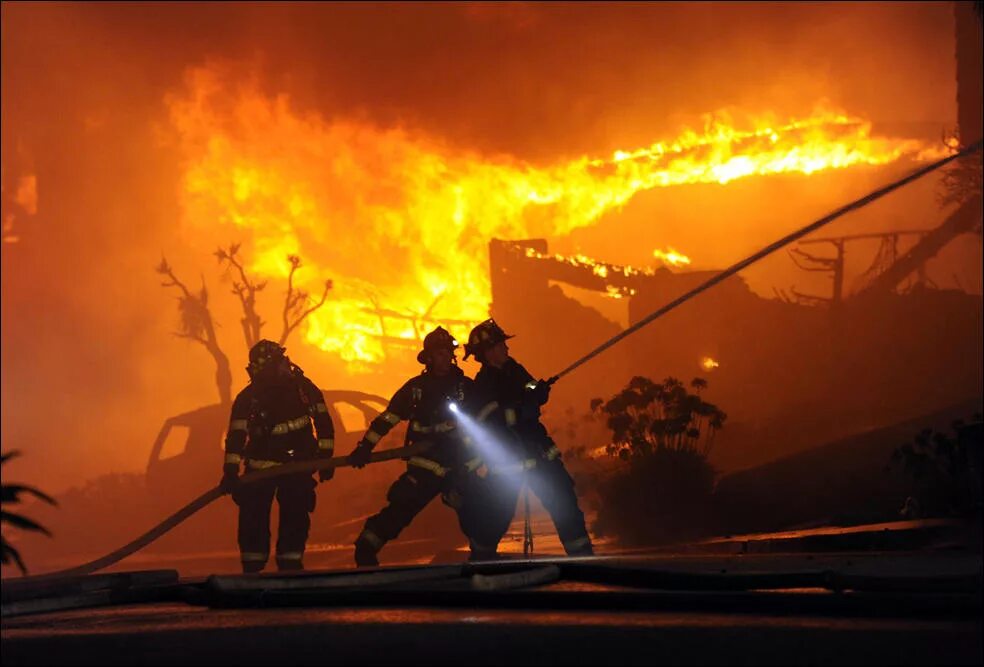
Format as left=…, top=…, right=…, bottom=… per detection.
left=348, top=327, right=491, bottom=566
left=465, top=319, right=594, bottom=557
left=221, top=340, right=335, bottom=573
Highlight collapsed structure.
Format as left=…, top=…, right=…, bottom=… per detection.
left=489, top=225, right=982, bottom=471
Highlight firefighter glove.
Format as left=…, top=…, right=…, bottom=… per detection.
left=348, top=442, right=373, bottom=469
left=318, top=466, right=335, bottom=483
left=530, top=379, right=551, bottom=406
left=220, top=464, right=240, bottom=494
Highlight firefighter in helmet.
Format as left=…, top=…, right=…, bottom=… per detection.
left=464, top=319, right=594, bottom=557
left=221, top=340, right=336, bottom=573
left=347, top=326, right=491, bottom=566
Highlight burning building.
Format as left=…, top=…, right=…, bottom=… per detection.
left=1, top=2, right=981, bottom=571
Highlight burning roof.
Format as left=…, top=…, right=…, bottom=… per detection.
left=167, top=64, right=950, bottom=368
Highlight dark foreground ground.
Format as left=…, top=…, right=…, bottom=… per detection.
left=2, top=544, right=981, bottom=666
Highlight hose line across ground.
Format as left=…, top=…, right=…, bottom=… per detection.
left=17, top=444, right=429, bottom=582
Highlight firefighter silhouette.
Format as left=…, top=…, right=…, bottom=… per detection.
left=464, top=319, right=594, bottom=557
left=348, top=327, right=492, bottom=566
left=221, top=340, right=335, bottom=572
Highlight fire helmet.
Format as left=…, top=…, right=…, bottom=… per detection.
left=464, top=319, right=513, bottom=361
left=417, top=326, right=459, bottom=365
left=247, top=339, right=287, bottom=379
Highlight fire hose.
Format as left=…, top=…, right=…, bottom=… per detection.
left=19, top=444, right=430, bottom=582
left=24, top=140, right=981, bottom=582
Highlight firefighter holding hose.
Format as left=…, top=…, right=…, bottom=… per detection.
left=220, top=340, right=335, bottom=573
left=465, top=319, right=594, bottom=557
left=348, top=327, right=493, bottom=566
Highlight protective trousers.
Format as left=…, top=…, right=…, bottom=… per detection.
left=236, top=472, right=317, bottom=572
left=356, top=467, right=491, bottom=565
left=478, top=450, right=593, bottom=556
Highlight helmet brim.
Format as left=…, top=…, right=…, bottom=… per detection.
left=463, top=333, right=513, bottom=360
left=418, top=347, right=458, bottom=365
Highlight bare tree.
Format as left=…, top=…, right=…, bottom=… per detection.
left=156, top=257, right=233, bottom=405
left=279, top=254, right=332, bottom=346
left=214, top=243, right=267, bottom=350
left=156, top=248, right=331, bottom=402
left=787, top=243, right=844, bottom=305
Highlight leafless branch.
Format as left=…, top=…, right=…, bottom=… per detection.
left=215, top=243, right=265, bottom=349
left=155, top=257, right=193, bottom=299
left=156, top=255, right=232, bottom=404
left=278, top=254, right=333, bottom=345
left=789, top=286, right=831, bottom=307
left=772, top=287, right=794, bottom=304
left=788, top=247, right=836, bottom=272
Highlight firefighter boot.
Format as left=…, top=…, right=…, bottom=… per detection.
left=466, top=538, right=501, bottom=562
left=354, top=532, right=381, bottom=567
left=242, top=560, right=265, bottom=574
left=276, top=554, right=304, bottom=572
left=569, top=542, right=594, bottom=557
left=563, top=536, right=594, bottom=557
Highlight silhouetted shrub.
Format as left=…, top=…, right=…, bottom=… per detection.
left=590, top=376, right=726, bottom=545
left=891, top=414, right=983, bottom=519
left=593, top=444, right=717, bottom=544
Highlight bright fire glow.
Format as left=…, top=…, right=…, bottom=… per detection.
left=166, top=65, right=949, bottom=368
left=653, top=247, right=691, bottom=268
left=522, top=246, right=646, bottom=298
left=701, top=356, right=720, bottom=371
left=1, top=173, right=37, bottom=244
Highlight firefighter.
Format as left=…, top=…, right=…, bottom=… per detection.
left=220, top=340, right=335, bottom=573
left=464, top=319, right=594, bottom=557
left=348, top=326, right=490, bottom=566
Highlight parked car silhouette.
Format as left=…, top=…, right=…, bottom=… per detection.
left=146, top=390, right=390, bottom=496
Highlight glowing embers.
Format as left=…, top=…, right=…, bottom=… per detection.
left=521, top=245, right=691, bottom=279
left=701, top=356, right=720, bottom=371
left=652, top=247, right=691, bottom=268
left=2, top=172, right=37, bottom=244
left=520, top=246, right=652, bottom=299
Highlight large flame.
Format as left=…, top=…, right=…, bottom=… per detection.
left=166, top=66, right=948, bottom=368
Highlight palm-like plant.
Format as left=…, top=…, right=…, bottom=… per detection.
left=1, top=451, right=57, bottom=574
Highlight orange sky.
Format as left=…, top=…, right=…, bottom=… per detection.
left=1, top=2, right=975, bottom=493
